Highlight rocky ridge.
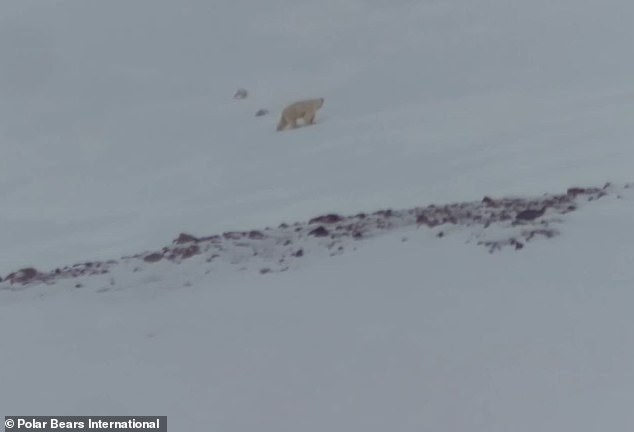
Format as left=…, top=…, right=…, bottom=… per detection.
left=1, top=183, right=626, bottom=288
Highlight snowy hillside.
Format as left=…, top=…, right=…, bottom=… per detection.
left=4, top=191, right=634, bottom=431
left=3, top=0, right=634, bottom=273
left=2, top=0, right=634, bottom=430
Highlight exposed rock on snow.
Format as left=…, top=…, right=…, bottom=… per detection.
left=1, top=183, right=626, bottom=288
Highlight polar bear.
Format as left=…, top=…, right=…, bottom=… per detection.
left=276, top=98, right=324, bottom=131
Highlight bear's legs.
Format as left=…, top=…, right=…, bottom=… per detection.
left=276, top=116, right=288, bottom=131
left=303, top=112, right=315, bottom=125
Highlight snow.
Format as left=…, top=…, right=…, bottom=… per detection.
left=3, top=195, right=634, bottom=430
left=3, top=0, right=634, bottom=273
left=2, top=0, right=634, bottom=430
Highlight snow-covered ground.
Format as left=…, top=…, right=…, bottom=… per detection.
left=3, top=0, right=634, bottom=273
left=3, top=194, right=634, bottom=431
left=2, top=0, right=634, bottom=430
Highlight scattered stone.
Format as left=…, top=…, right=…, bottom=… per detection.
left=144, top=253, right=163, bottom=263
left=416, top=213, right=444, bottom=227
left=233, top=88, right=248, bottom=99
left=5, top=268, right=39, bottom=285
left=248, top=230, right=265, bottom=239
left=524, top=228, right=558, bottom=241
left=374, top=209, right=393, bottom=217
left=482, top=196, right=496, bottom=206
left=308, top=226, right=329, bottom=237
left=223, top=232, right=243, bottom=240
left=567, top=187, right=587, bottom=196
left=309, top=214, right=344, bottom=224
left=174, top=233, right=199, bottom=244
left=168, top=245, right=200, bottom=260
left=255, top=109, right=269, bottom=116
left=207, top=254, right=220, bottom=262
left=416, top=213, right=430, bottom=226
left=1, top=184, right=619, bottom=287
left=515, top=206, right=547, bottom=222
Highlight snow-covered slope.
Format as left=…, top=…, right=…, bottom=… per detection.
left=3, top=192, right=634, bottom=431
left=2, top=0, right=634, bottom=273
left=2, top=0, right=634, bottom=430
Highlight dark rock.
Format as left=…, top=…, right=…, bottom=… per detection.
left=174, top=233, right=199, bottom=244
left=223, top=232, right=243, bottom=240
left=515, top=206, right=547, bottom=221
left=416, top=213, right=430, bottom=226
left=309, top=214, right=344, bottom=224
left=233, top=88, right=248, bottom=99
left=417, top=213, right=442, bottom=227
left=144, top=253, right=163, bottom=263
left=444, top=216, right=457, bottom=224
left=308, top=226, right=329, bottom=237
left=566, top=187, right=587, bottom=196
left=206, top=254, right=219, bottom=263
left=525, top=228, right=558, bottom=241
left=482, top=196, right=496, bottom=206
left=5, top=267, right=39, bottom=284
left=171, top=245, right=200, bottom=260
left=374, top=209, right=393, bottom=217
left=248, top=230, right=265, bottom=239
